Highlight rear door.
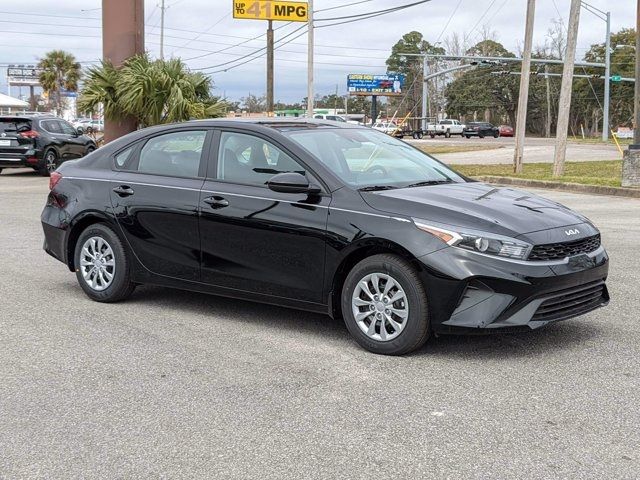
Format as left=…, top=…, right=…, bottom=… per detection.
left=40, top=119, right=71, bottom=159
left=0, top=118, right=34, bottom=163
left=109, top=129, right=212, bottom=281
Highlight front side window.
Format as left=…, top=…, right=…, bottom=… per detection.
left=217, top=132, right=305, bottom=186
left=137, top=130, right=206, bottom=177
left=284, top=127, right=465, bottom=189
left=58, top=121, right=77, bottom=135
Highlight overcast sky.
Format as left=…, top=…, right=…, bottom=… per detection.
left=0, top=0, right=634, bottom=104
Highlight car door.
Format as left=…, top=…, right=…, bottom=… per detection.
left=199, top=130, right=330, bottom=303
left=109, top=129, right=212, bottom=281
left=57, top=120, right=86, bottom=157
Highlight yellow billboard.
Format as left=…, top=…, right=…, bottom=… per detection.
left=233, top=1, right=309, bottom=22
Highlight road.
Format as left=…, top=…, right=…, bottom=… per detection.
left=1, top=169, right=638, bottom=479
left=407, top=136, right=621, bottom=165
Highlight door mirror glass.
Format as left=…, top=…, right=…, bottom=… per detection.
left=76, top=126, right=84, bottom=135
left=268, top=172, right=320, bottom=194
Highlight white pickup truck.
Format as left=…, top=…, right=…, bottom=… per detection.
left=426, top=119, right=465, bottom=138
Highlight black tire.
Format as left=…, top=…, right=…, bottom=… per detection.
left=417, top=132, right=423, bottom=139
left=0, top=168, right=3, bottom=174
left=444, top=130, right=451, bottom=138
left=85, top=146, right=96, bottom=156
left=479, top=134, right=485, bottom=139
left=494, top=132, right=500, bottom=138
left=465, top=135, right=470, bottom=139
left=74, top=223, right=135, bottom=303
left=39, top=149, right=58, bottom=177
left=341, top=254, right=430, bottom=356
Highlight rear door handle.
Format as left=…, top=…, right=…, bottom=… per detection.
left=113, top=185, right=134, bottom=197
left=203, top=195, right=229, bottom=209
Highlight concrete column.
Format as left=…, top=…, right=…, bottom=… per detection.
left=102, top=0, right=144, bottom=143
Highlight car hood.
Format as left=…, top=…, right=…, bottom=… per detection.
left=360, top=182, right=595, bottom=241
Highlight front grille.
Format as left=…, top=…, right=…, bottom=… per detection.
left=528, top=234, right=601, bottom=261
left=532, top=280, right=607, bottom=322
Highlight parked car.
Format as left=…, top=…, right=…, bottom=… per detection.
left=372, top=121, right=401, bottom=136
left=0, top=115, right=97, bottom=176
left=72, top=118, right=93, bottom=130
left=426, top=119, right=465, bottom=138
left=463, top=122, right=500, bottom=138
left=313, top=114, right=347, bottom=122
left=41, top=119, right=610, bottom=355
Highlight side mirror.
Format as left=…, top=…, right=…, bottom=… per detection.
left=267, top=172, right=321, bottom=195
left=76, top=127, right=84, bottom=135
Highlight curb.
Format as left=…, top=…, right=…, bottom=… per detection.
left=474, top=176, right=640, bottom=199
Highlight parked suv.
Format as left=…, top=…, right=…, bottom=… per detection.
left=463, top=122, right=500, bottom=139
left=0, top=115, right=97, bottom=176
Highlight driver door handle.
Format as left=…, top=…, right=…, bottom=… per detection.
left=113, top=185, right=134, bottom=197
left=203, top=195, right=229, bottom=209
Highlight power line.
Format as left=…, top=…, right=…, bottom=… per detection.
left=316, top=0, right=377, bottom=13
left=435, top=0, right=462, bottom=44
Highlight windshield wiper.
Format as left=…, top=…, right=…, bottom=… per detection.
left=404, top=179, right=454, bottom=188
left=358, top=185, right=398, bottom=192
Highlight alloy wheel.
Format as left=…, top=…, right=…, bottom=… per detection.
left=351, top=272, right=409, bottom=342
left=80, top=236, right=116, bottom=291
left=45, top=151, right=57, bottom=173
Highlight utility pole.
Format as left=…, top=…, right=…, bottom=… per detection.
left=159, top=0, right=166, bottom=59
left=421, top=57, right=429, bottom=131
left=266, top=20, right=274, bottom=114
left=602, top=11, right=611, bottom=140
left=306, top=0, right=314, bottom=118
left=545, top=64, right=552, bottom=138
left=513, top=0, right=536, bottom=174
left=553, top=0, right=581, bottom=178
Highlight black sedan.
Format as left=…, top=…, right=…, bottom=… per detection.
left=463, top=122, right=500, bottom=139
left=0, top=115, right=96, bottom=176
left=41, top=119, right=609, bottom=355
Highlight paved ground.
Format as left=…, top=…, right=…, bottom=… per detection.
left=1, top=169, right=639, bottom=479
left=407, top=136, right=621, bottom=165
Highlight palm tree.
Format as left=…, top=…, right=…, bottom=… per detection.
left=78, top=54, right=226, bottom=128
left=38, top=50, right=81, bottom=116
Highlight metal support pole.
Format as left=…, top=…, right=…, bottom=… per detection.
left=553, top=0, right=581, bottom=177
left=602, top=11, right=611, bottom=141
left=513, top=0, right=536, bottom=174
left=306, top=0, right=314, bottom=117
left=266, top=20, right=274, bottom=114
left=421, top=57, right=428, bottom=131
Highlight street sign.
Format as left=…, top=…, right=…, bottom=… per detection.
left=233, top=1, right=308, bottom=22
left=610, top=75, right=622, bottom=82
left=347, top=74, right=406, bottom=96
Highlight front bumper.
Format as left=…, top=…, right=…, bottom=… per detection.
left=419, top=244, right=609, bottom=333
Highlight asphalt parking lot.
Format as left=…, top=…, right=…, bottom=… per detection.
left=1, top=169, right=638, bottom=479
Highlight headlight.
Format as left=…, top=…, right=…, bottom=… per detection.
left=413, top=220, right=533, bottom=260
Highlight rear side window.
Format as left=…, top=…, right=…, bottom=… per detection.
left=41, top=120, right=62, bottom=134
left=0, top=119, right=31, bottom=133
left=137, top=130, right=206, bottom=178
left=114, top=146, right=135, bottom=169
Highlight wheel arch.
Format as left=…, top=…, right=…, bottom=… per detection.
left=65, top=212, right=117, bottom=271
left=328, top=239, right=423, bottom=319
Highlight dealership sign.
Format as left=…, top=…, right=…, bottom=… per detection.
left=233, top=1, right=308, bottom=22
left=347, top=74, right=405, bottom=96
left=7, top=66, right=42, bottom=80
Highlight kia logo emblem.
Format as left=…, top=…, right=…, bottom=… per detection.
left=565, top=229, right=580, bottom=236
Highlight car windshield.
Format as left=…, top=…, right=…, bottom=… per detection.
left=284, top=127, right=466, bottom=189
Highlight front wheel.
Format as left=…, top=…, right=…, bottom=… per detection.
left=85, top=146, right=96, bottom=156
left=341, top=254, right=430, bottom=355
left=74, top=223, right=135, bottom=302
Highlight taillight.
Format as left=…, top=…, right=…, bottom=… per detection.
left=49, top=171, right=62, bottom=190
left=19, top=130, right=39, bottom=138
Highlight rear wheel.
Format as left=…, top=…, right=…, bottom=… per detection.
left=341, top=254, right=430, bottom=355
left=444, top=130, right=451, bottom=138
left=494, top=132, right=500, bottom=138
left=465, top=135, right=470, bottom=139
left=479, top=133, right=485, bottom=139
left=74, top=223, right=135, bottom=302
left=39, top=149, right=58, bottom=177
